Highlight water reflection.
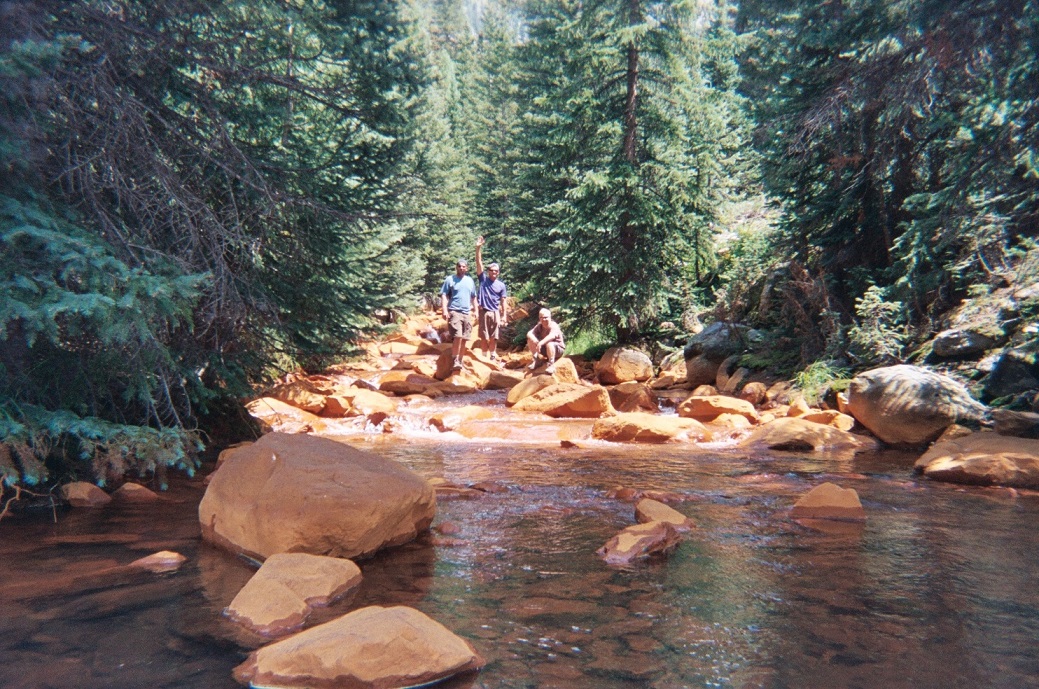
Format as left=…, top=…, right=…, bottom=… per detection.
left=1, top=434, right=1038, bottom=688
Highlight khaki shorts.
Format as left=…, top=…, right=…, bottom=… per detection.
left=479, top=309, right=502, bottom=340
left=448, top=310, right=472, bottom=340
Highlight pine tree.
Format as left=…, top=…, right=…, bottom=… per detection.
left=512, top=0, right=750, bottom=341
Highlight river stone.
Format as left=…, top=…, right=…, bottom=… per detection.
left=790, top=483, right=865, bottom=521
left=741, top=417, right=878, bottom=453
left=379, top=370, right=441, bottom=396
left=60, top=482, right=112, bottom=508
left=914, top=432, right=1039, bottom=489
left=677, top=395, right=759, bottom=422
left=233, top=605, right=485, bottom=688
left=739, top=381, right=769, bottom=406
left=634, top=499, right=694, bottom=532
left=128, top=550, right=187, bottom=574
left=506, top=374, right=556, bottom=406
left=246, top=397, right=328, bottom=434
left=983, top=349, right=1039, bottom=401
left=512, top=384, right=616, bottom=418
left=486, top=369, right=524, bottom=390
left=592, top=413, right=710, bottom=443
left=683, top=322, right=747, bottom=361
left=597, top=521, right=683, bottom=566
left=268, top=380, right=327, bottom=414
left=992, top=409, right=1039, bottom=439
left=321, top=388, right=397, bottom=418
left=595, top=347, right=654, bottom=384
left=845, top=365, right=988, bottom=445
left=931, top=328, right=997, bottom=358
left=429, top=405, right=496, bottom=432
left=225, top=553, right=362, bottom=636
left=607, top=382, right=660, bottom=413
left=199, top=433, right=435, bottom=560
left=800, top=409, right=856, bottom=431
left=113, top=482, right=158, bottom=501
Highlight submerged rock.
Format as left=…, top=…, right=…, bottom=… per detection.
left=199, top=433, right=435, bottom=560
left=634, top=499, right=694, bottom=532
left=790, top=483, right=866, bottom=521
left=914, top=432, right=1039, bottom=489
left=597, top=521, right=683, bottom=566
left=233, top=605, right=485, bottom=688
left=128, top=551, right=188, bottom=574
left=225, top=553, right=362, bottom=636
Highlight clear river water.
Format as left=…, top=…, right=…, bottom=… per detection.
left=2, top=389, right=1038, bottom=689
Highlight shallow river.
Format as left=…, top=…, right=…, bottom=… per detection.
left=2, top=390, right=1039, bottom=689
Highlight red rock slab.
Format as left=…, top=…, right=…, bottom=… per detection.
left=597, top=521, right=683, bottom=566
left=60, top=482, right=112, bottom=508
left=233, top=605, right=485, bottom=688
left=677, top=394, right=759, bottom=422
left=592, top=412, right=710, bottom=443
left=225, top=553, right=362, bottom=636
left=634, top=498, right=694, bottom=532
left=790, top=482, right=866, bottom=521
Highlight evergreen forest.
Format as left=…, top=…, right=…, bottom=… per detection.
left=2, top=0, right=1037, bottom=490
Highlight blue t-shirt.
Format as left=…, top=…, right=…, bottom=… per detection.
left=441, top=274, right=476, bottom=313
left=477, top=272, right=508, bottom=311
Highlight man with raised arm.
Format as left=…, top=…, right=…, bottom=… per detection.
left=474, top=236, right=508, bottom=362
left=440, top=257, right=477, bottom=371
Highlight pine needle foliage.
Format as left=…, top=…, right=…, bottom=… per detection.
left=511, top=0, right=751, bottom=341
left=1, top=0, right=424, bottom=488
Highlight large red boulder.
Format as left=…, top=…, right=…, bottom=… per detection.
left=199, top=433, right=435, bottom=561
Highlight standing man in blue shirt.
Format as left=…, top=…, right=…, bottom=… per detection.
left=441, top=257, right=477, bottom=371
left=474, top=236, right=508, bottom=362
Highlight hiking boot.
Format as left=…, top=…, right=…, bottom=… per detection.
left=527, top=356, right=540, bottom=370
left=452, top=358, right=463, bottom=371
left=544, top=361, right=556, bottom=374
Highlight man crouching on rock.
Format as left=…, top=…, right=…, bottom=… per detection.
left=527, top=308, right=565, bottom=375
left=441, top=258, right=477, bottom=371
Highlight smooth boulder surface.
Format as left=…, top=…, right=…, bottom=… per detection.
left=60, top=482, right=112, bottom=508
left=512, top=384, right=616, bottom=418
left=233, top=605, right=485, bottom=688
left=741, top=417, right=878, bottom=453
left=845, top=365, right=988, bottom=445
left=677, top=395, right=759, bottom=423
left=225, top=553, right=362, bottom=636
left=597, top=521, right=683, bottom=566
left=592, top=413, right=710, bottom=443
left=790, top=483, right=866, bottom=521
left=914, top=432, right=1039, bottom=489
left=595, top=347, right=654, bottom=384
left=634, top=498, right=694, bottom=531
left=199, top=433, right=436, bottom=560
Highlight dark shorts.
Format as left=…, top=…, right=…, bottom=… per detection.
left=479, top=309, right=502, bottom=340
left=539, top=343, right=565, bottom=360
left=448, top=310, right=472, bottom=341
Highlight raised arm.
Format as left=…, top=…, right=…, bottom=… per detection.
left=475, top=236, right=485, bottom=276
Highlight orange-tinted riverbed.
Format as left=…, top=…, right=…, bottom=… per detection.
left=2, top=391, right=1039, bottom=688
